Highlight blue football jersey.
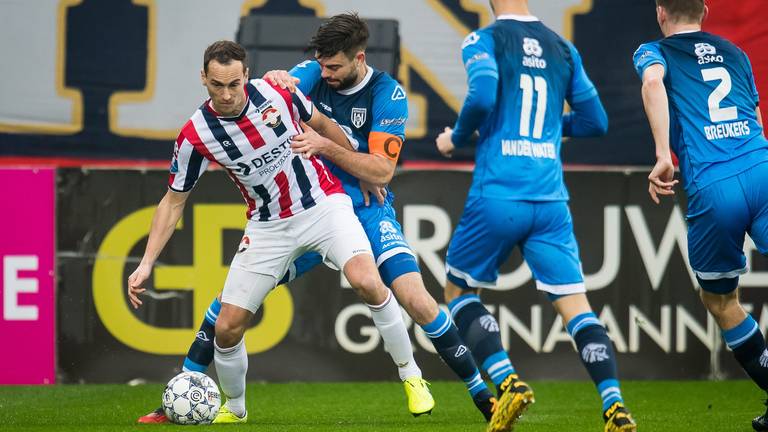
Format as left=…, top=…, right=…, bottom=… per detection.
left=634, top=31, right=768, bottom=195
left=458, top=16, right=598, bottom=201
left=289, top=61, right=408, bottom=208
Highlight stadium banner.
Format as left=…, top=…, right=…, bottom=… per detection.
left=57, top=168, right=768, bottom=383
left=0, top=0, right=765, bottom=165
left=0, top=168, right=56, bottom=385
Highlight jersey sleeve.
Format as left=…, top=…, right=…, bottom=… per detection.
left=168, top=125, right=210, bottom=192
left=742, top=51, right=760, bottom=105
left=290, top=86, right=314, bottom=123
left=633, top=42, right=666, bottom=79
left=452, top=30, right=498, bottom=147
left=369, top=78, right=408, bottom=161
left=565, top=41, right=598, bottom=104
left=289, top=60, right=322, bottom=95
left=461, top=30, right=498, bottom=81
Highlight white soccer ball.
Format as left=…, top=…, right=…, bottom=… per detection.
left=161, top=371, right=221, bottom=425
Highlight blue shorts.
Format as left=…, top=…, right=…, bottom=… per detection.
left=355, top=201, right=420, bottom=286
left=446, top=197, right=585, bottom=295
left=687, top=162, right=768, bottom=292
left=282, top=200, right=419, bottom=287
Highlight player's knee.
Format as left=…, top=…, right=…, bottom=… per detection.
left=699, top=287, right=740, bottom=318
left=397, top=289, right=438, bottom=326
left=214, top=319, right=245, bottom=348
left=349, top=272, right=383, bottom=298
left=444, top=277, right=473, bottom=304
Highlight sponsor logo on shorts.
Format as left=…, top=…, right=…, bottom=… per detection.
left=379, top=221, right=398, bottom=234
left=379, top=221, right=405, bottom=244
left=237, top=236, right=250, bottom=253
left=581, top=343, right=609, bottom=363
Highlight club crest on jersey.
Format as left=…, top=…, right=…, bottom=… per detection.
left=237, top=235, right=250, bottom=253
left=351, top=107, right=367, bottom=128
left=695, top=42, right=723, bottom=64
left=262, top=107, right=282, bottom=128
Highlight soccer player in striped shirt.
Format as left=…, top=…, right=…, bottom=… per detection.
left=635, top=0, right=768, bottom=429
left=127, top=40, right=422, bottom=424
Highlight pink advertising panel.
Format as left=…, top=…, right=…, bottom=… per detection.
left=0, top=168, right=56, bottom=384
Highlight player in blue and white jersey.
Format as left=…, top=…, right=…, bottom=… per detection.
left=634, top=0, right=768, bottom=429
left=435, top=1, right=636, bottom=431
left=272, top=12, right=501, bottom=422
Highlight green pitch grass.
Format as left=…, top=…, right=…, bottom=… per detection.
left=0, top=381, right=763, bottom=431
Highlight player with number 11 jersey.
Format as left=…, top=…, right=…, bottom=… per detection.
left=435, top=2, right=635, bottom=430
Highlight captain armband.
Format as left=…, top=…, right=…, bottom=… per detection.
left=369, top=131, right=403, bottom=162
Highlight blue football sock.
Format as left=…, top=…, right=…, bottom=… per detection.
left=182, top=297, right=220, bottom=372
left=422, top=308, right=491, bottom=398
left=449, top=293, right=516, bottom=392
left=566, top=312, right=623, bottom=412
left=723, top=315, right=768, bottom=391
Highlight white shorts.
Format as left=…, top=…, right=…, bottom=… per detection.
left=222, top=193, right=372, bottom=312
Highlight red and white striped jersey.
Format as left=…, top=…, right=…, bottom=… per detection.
left=168, top=79, right=344, bottom=221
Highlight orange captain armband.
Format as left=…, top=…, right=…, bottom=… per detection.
left=368, top=131, right=403, bottom=162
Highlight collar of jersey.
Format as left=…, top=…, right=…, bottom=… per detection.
left=672, top=29, right=702, bottom=36
left=336, top=65, right=374, bottom=96
left=205, top=98, right=249, bottom=122
left=496, top=14, right=539, bottom=22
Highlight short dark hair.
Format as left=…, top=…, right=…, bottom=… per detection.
left=203, top=40, right=247, bottom=73
left=308, top=12, right=369, bottom=59
left=656, top=0, right=705, bottom=23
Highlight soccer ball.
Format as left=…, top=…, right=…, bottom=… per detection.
left=161, top=371, right=221, bottom=425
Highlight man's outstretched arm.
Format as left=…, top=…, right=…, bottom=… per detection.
left=128, top=189, right=190, bottom=308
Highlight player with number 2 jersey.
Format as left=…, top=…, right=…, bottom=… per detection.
left=634, top=1, right=768, bottom=429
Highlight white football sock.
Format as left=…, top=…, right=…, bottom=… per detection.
left=214, top=337, right=247, bottom=417
left=367, top=290, right=422, bottom=381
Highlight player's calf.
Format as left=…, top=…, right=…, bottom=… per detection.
left=701, top=285, right=768, bottom=393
